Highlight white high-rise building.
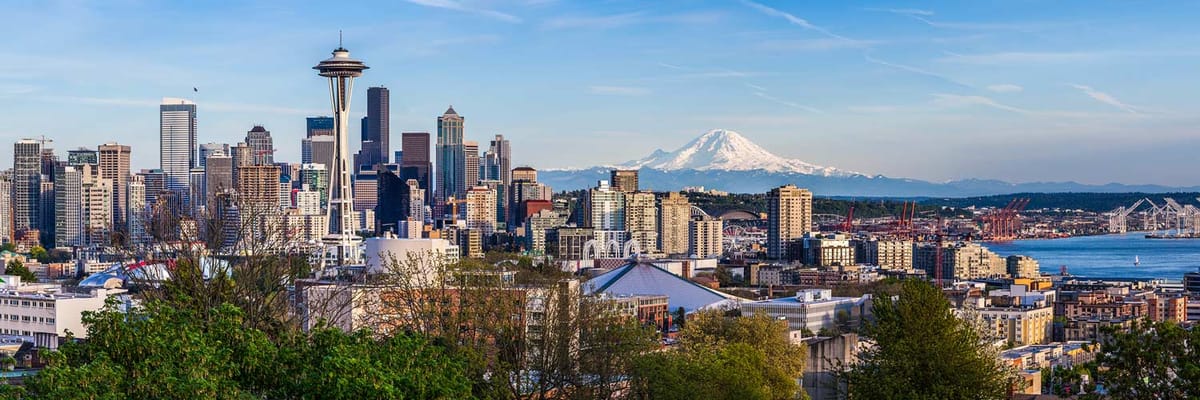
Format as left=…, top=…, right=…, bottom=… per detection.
left=0, top=173, right=11, bottom=244
left=465, top=186, right=496, bottom=236
left=160, top=98, right=197, bottom=208
left=127, top=176, right=148, bottom=246
left=12, top=139, right=42, bottom=233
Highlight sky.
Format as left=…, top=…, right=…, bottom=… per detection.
left=3, top=0, right=1200, bottom=186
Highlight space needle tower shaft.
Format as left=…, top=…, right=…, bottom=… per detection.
left=313, top=36, right=369, bottom=266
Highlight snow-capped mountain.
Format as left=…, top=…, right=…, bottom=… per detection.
left=537, top=128, right=1200, bottom=196
left=617, top=129, right=861, bottom=177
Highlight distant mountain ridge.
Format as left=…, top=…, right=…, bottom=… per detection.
left=537, top=129, right=1200, bottom=196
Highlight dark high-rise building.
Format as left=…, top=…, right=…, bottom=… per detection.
left=374, top=167, right=411, bottom=235
left=356, top=87, right=390, bottom=172
left=436, top=106, right=465, bottom=207
left=67, top=148, right=98, bottom=166
left=12, top=139, right=42, bottom=233
left=198, top=143, right=229, bottom=168
left=366, top=87, right=389, bottom=164
left=306, top=116, right=334, bottom=137
left=610, top=169, right=639, bottom=193
left=400, top=131, right=432, bottom=207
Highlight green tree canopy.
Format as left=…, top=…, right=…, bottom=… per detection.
left=4, top=259, right=35, bottom=283
left=840, top=279, right=1011, bottom=400
left=629, top=310, right=808, bottom=400
left=28, top=246, right=48, bottom=264
left=14, top=301, right=472, bottom=399
left=1096, top=319, right=1200, bottom=399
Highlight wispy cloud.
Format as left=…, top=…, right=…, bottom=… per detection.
left=745, top=83, right=768, bottom=91
left=752, top=92, right=821, bottom=113
left=986, top=84, right=1023, bottom=93
left=739, top=0, right=853, bottom=41
left=428, top=34, right=501, bottom=47
left=589, top=85, right=650, bottom=96
left=1068, top=84, right=1141, bottom=114
left=543, top=11, right=722, bottom=30
left=864, top=54, right=972, bottom=88
left=931, top=93, right=1029, bottom=114
left=863, top=8, right=934, bottom=17
left=939, top=51, right=1108, bottom=65
left=543, top=12, right=643, bottom=29
left=656, top=62, right=685, bottom=70
left=757, top=38, right=878, bottom=51
left=39, top=95, right=325, bottom=115
left=404, top=0, right=521, bottom=23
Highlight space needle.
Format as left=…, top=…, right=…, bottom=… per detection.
left=314, top=36, right=368, bottom=266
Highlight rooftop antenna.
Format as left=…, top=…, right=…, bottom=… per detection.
left=339, top=30, right=343, bottom=48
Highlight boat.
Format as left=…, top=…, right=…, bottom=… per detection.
left=1134, top=255, right=1140, bottom=266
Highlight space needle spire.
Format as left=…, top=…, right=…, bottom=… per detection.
left=314, top=37, right=368, bottom=266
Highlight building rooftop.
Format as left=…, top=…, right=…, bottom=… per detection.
left=584, top=258, right=743, bottom=313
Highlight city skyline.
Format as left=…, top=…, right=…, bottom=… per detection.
left=3, top=1, right=1200, bottom=186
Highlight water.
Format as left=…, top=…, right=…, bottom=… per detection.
left=982, top=232, right=1200, bottom=280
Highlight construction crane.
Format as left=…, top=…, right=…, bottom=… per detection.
left=1107, top=198, right=1145, bottom=233
left=982, top=198, right=1029, bottom=241
left=838, top=206, right=855, bottom=232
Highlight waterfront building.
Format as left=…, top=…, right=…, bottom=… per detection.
left=1007, top=255, right=1041, bottom=278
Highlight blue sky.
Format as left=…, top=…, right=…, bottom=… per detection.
left=3, top=0, right=1200, bottom=186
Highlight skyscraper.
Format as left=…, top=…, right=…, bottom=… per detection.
left=400, top=132, right=432, bottom=206
left=67, top=148, right=98, bottom=166
left=306, top=116, right=334, bottom=137
left=625, top=191, right=658, bottom=254
left=658, top=192, right=691, bottom=256
left=0, top=174, right=11, bottom=243
left=98, top=143, right=131, bottom=227
left=689, top=216, right=724, bottom=258
left=610, top=170, right=639, bottom=193
left=465, top=185, right=496, bottom=236
left=374, top=167, right=411, bottom=235
left=463, top=141, right=480, bottom=192
left=767, top=184, right=812, bottom=260
left=245, top=126, right=274, bottom=165
left=198, top=143, right=229, bottom=168
left=54, top=165, right=83, bottom=248
left=436, top=106, right=464, bottom=206
left=588, top=180, right=626, bottom=246
left=364, top=87, right=389, bottom=165
left=12, top=139, right=42, bottom=233
left=160, top=98, right=197, bottom=206
left=484, top=134, right=511, bottom=186
left=306, top=135, right=336, bottom=168
left=127, top=174, right=148, bottom=246
left=204, top=153, right=234, bottom=209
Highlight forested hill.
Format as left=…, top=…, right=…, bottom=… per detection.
left=918, top=192, right=1200, bottom=212
left=553, top=190, right=1200, bottom=217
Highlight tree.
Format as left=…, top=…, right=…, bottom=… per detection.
left=1096, top=319, right=1200, bottom=399
left=629, top=310, right=808, bottom=400
left=28, top=246, right=48, bottom=264
left=0, top=243, right=15, bottom=253
left=4, top=260, right=36, bottom=283
left=14, top=300, right=472, bottom=399
left=839, top=279, right=1011, bottom=399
